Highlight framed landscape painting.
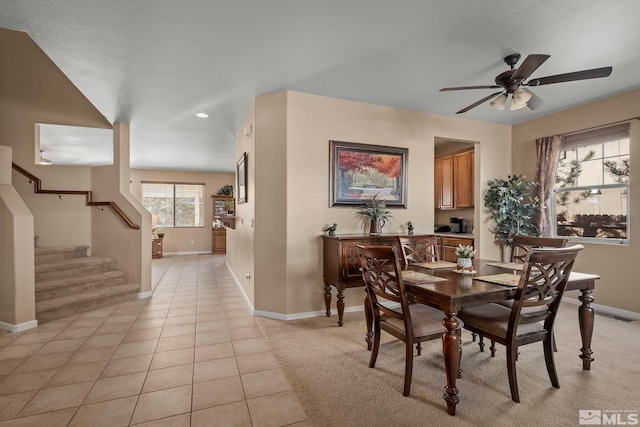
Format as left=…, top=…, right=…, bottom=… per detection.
left=329, top=140, right=407, bottom=207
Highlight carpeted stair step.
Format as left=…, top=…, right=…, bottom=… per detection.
left=34, top=245, right=89, bottom=265
left=36, top=270, right=132, bottom=301
left=35, top=256, right=118, bottom=282
left=35, top=283, right=140, bottom=324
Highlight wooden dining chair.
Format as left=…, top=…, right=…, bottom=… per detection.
left=457, top=244, right=583, bottom=402
left=472, top=236, right=571, bottom=350
left=510, top=236, right=570, bottom=263
left=356, top=244, right=462, bottom=397
left=396, top=235, right=440, bottom=267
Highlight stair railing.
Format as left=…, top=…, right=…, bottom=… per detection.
left=12, top=163, right=140, bottom=230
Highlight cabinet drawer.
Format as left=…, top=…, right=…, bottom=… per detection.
left=441, top=237, right=473, bottom=247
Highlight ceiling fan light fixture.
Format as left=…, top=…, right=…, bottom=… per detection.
left=510, top=97, right=528, bottom=110
left=490, top=93, right=507, bottom=110
left=513, top=87, right=532, bottom=104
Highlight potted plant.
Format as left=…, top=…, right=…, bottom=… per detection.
left=484, top=175, right=541, bottom=260
left=355, top=194, right=393, bottom=236
left=217, top=185, right=233, bottom=196
left=455, top=244, right=475, bottom=272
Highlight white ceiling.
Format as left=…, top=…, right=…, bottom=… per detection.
left=2, top=1, right=640, bottom=172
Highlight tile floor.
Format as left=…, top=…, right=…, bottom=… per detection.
left=0, top=254, right=309, bottom=426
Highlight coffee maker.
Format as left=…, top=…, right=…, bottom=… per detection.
left=449, top=217, right=465, bottom=233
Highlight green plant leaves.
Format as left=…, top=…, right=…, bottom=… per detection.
left=484, top=175, right=541, bottom=246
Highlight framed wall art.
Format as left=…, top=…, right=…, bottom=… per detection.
left=329, top=140, right=407, bottom=207
left=237, top=152, right=247, bottom=204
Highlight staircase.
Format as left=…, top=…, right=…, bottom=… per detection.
left=35, top=245, right=139, bottom=323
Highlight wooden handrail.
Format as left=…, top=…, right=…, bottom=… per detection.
left=12, top=162, right=140, bottom=230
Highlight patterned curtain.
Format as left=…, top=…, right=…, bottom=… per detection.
left=534, top=135, right=563, bottom=236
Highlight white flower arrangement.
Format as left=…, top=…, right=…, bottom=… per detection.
left=455, top=244, right=476, bottom=258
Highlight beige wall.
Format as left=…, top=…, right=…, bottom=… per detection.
left=228, top=102, right=257, bottom=308
left=512, top=89, right=640, bottom=313
left=0, top=29, right=112, bottom=249
left=92, top=123, right=150, bottom=292
left=0, top=146, right=36, bottom=329
left=226, top=91, right=512, bottom=317
left=129, top=169, right=234, bottom=254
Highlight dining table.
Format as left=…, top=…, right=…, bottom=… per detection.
left=363, top=258, right=600, bottom=416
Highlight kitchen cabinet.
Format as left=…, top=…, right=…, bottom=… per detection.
left=437, top=235, right=474, bottom=262
left=454, top=150, right=474, bottom=208
left=435, top=149, right=474, bottom=209
left=435, top=156, right=454, bottom=208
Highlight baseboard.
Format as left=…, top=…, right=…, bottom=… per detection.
left=225, top=259, right=255, bottom=312
left=138, top=290, right=153, bottom=299
left=164, top=251, right=211, bottom=256
left=562, top=297, right=640, bottom=321
left=254, top=305, right=366, bottom=321
left=0, top=319, right=38, bottom=333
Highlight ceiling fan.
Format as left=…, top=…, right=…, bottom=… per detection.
left=440, top=53, right=612, bottom=114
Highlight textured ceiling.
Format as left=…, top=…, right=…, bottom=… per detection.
left=2, top=1, right=639, bottom=172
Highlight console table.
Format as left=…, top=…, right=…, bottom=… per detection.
left=322, top=234, right=429, bottom=326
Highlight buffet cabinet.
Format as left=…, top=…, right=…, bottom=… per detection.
left=322, top=234, right=430, bottom=326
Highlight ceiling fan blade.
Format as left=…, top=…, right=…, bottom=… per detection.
left=523, top=89, right=543, bottom=110
left=441, top=85, right=502, bottom=91
left=456, top=91, right=504, bottom=114
left=511, top=54, right=550, bottom=81
left=527, top=66, right=612, bottom=86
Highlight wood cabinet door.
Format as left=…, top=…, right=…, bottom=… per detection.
left=440, top=155, right=454, bottom=208
left=441, top=245, right=458, bottom=262
left=434, top=157, right=442, bottom=208
left=454, top=150, right=474, bottom=208
left=212, top=228, right=226, bottom=253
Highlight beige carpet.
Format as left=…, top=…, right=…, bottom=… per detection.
left=256, top=303, right=640, bottom=427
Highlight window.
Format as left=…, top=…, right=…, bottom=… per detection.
left=553, top=124, right=629, bottom=243
left=142, top=182, right=205, bottom=227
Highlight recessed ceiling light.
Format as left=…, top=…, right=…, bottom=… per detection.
left=196, top=112, right=209, bottom=118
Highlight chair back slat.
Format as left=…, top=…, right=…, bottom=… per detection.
left=357, top=244, right=411, bottom=324
left=509, top=245, right=583, bottom=330
left=397, top=235, right=439, bottom=266
left=510, top=236, right=570, bottom=264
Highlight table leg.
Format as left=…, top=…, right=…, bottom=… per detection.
left=364, top=291, right=373, bottom=350
left=442, top=312, right=460, bottom=416
left=324, top=283, right=332, bottom=317
left=578, top=288, right=595, bottom=370
left=337, top=288, right=345, bottom=327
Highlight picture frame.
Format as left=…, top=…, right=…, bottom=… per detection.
left=237, top=152, right=247, bottom=204
left=329, top=140, right=407, bottom=207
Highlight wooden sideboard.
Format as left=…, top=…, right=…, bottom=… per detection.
left=322, top=234, right=431, bottom=326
